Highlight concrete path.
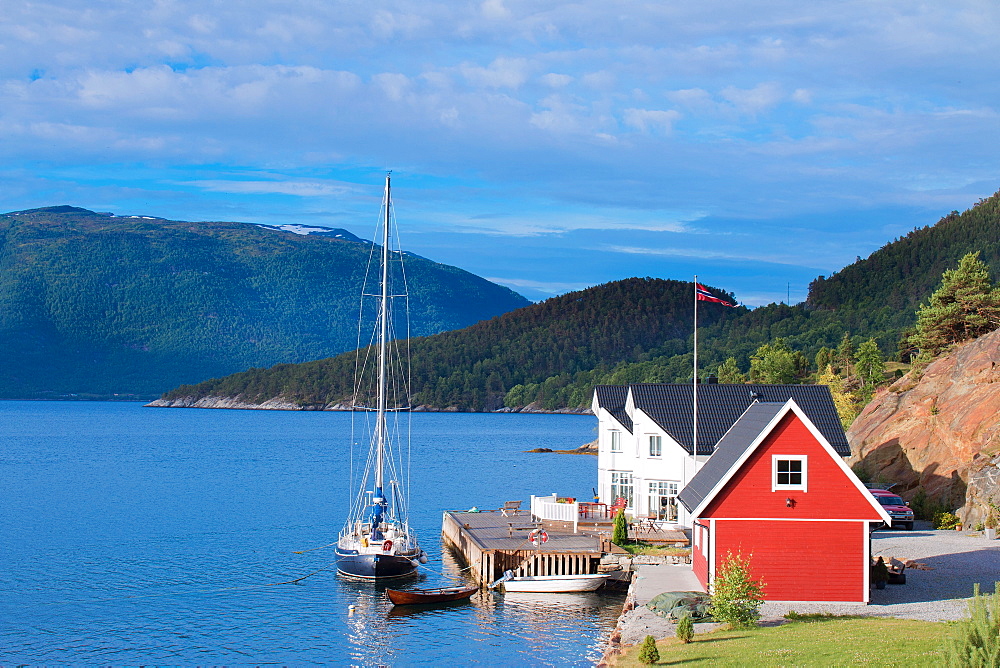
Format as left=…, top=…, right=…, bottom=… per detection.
left=616, top=563, right=722, bottom=645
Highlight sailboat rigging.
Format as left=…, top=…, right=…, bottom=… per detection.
left=335, top=172, right=426, bottom=579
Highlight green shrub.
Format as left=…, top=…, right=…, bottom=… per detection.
left=638, top=634, right=660, bottom=664
left=944, top=582, right=1000, bottom=667
left=709, top=551, right=765, bottom=629
left=612, top=509, right=629, bottom=545
left=676, top=613, right=695, bottom=643
left=935, top=511, right=961, bottom=530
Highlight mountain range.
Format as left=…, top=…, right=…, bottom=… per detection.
left=157, top=188, right=1000, bottom=412
left=0, top=206, right=529, bottom=399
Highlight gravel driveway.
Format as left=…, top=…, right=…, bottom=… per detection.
left=760, top=521, right=1000, bottom=622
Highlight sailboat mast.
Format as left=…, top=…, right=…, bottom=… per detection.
left=375, top=173, right=391, bottom=493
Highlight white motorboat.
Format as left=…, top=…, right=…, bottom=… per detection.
left=499, top=573, right=610, bottom=593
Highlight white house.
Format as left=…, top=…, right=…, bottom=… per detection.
left=591, top=382, right=850, bottom=528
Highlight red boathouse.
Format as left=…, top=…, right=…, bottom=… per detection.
left=677, top=399, right=891, bottom=604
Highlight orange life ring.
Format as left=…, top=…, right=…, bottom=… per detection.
left=382, top=539, right=393, bottom=552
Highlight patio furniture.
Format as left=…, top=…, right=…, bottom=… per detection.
left=500, top=500, right=522, bottom=516
left=607, top=497, right=628, bottom=517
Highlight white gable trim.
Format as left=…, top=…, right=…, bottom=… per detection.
left=690, top=399, right=891, bottom=524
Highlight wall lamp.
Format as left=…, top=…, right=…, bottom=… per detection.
left=785, top=497, right=796, bottom=508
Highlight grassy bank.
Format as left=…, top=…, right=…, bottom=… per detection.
left=613, top=616, right=949, bottom=667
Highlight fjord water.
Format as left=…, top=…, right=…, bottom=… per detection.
left=0, top=401, right=620, bottom=666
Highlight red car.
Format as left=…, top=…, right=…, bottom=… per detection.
left=869, top=489, right=914, bottom=530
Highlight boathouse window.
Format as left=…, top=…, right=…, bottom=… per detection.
left=772, top=455, right=808, bottom=492
left=610, top=471, right=633, bottom=507
left=648, top=435, right=662, bottom=457
left=648, top=481, right=678, bottom=520
left=610, top=430, right=622, bottom=452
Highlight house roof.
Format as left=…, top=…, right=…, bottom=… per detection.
left=676, top=399, right=892, bottom=524
left=676, top=401, right=785, bottom=512
left=593, top=383, right=848, bottom=456
left=593, top=384, right=632, bottom=433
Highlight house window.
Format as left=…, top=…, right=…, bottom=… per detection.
left=648, top=481, right=678, bottom=520
left=610, top=471, right=633, bottom=507
left=610, top=430, right=621, bottom=452
left=773, top=455, right=808, bottom=491
left=648, top=435, right=662, bottom=457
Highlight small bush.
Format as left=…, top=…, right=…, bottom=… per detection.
left=944, top=582, right=1000, bottom=666
left=638, top=634, right=660, bottom=664
left=709, top=550, right=765, bottom=629
left=676, top=613, right=694, bottom=643
left=935, top=511, right=961, bottom=530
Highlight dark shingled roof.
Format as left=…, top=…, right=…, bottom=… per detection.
left=677, top=401, right=786, bottom=512
left=593, top=384, right=632, bottom=433
left=631, top=383, right=848, bottom=456
left=593, top=383, right=848, bottom=457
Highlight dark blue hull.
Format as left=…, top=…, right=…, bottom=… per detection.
left=336, top=550, right=419, bottom=580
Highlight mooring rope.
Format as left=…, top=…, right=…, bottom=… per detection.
left=291, top=541, right=339, bottom=554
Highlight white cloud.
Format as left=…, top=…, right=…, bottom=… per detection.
left=719, top=82, right=783, bottom=116
left=373, top=73, right=412, bottom=101
left=459, top=57, right=531, bottom=89
left=481, top=0, right=512, bottom=21
left=184, top=179, right=357, bottom=197
left=540, top=73, right=573, bottom=88
left=622, top=108, right=682, bottom=134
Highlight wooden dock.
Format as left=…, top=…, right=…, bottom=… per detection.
left=442, top=510, right=604, bottom=584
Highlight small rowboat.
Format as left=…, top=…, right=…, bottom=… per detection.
left=386, top=585, right=478, bottom=606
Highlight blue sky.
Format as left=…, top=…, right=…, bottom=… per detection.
left=2, top=1, right=998, bottom=304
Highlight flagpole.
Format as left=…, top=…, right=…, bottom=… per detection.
left=693, top=276, right=699, bottom=476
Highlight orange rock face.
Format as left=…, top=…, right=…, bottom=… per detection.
left=848, top=328, right=1000, bottom=524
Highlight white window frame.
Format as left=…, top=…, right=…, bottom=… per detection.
left=647, top=480, right=678, bottom=520
left=610, top=430, right=621, bottom=452
left=772, top=455, right=808, bottom=492
left=610, top=471, right=633, bottom=508
left=648, top=434, right=662, bottom=457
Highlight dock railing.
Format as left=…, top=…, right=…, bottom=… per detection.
left=530, top=494, right=579, bottom=533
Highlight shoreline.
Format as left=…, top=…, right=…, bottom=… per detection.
left=144, top=395, right=594, bottom=415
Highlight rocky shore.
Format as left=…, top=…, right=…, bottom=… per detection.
left=146, top=395, right=594, bottom=414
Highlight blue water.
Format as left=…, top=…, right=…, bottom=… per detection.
left=0, top=402, right=620, bottom=665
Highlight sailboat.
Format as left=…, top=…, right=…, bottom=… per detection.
left=335, top=172, right=426, bottom=579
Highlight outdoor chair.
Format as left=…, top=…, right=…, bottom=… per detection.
left=500, top=500, right=522, bottom=516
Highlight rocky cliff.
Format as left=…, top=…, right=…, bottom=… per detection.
left=848, top=328, right=1000, bottom=525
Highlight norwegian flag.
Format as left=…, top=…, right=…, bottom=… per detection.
left=696, top=283, right=735, bottom=307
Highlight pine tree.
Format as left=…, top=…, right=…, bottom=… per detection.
left=716, top=357, right=747, bottom=384
left=944, top=582, right=1000, bottom=666
left=836, top=333, right=855, bottom=377
left=638, top=635, right=660, bottom=664
left=676, top=613, right=695, bottom=643
left=612, top=509, right=629, bottom=545
left=855, top=338, right=886, bottom=403
left=911, top=252, right=1000, bottom=360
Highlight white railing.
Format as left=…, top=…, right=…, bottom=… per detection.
left=530, top=494, right=579, bottom=533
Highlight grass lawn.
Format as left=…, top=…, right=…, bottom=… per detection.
left=618, top=542, right=691, bottom=557
left=612, top=616, right=951, bottom=667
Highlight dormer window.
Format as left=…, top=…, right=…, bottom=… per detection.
left=610, top=430, right=621, bottom=452
left=773, top=455, right=807, bottom=491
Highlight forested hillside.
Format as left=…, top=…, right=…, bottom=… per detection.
left=0, top=206, right=529, bottom=398
left=160, top=188, right=1000, bottom=412
left=161, top=278, right=744, bottom=410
